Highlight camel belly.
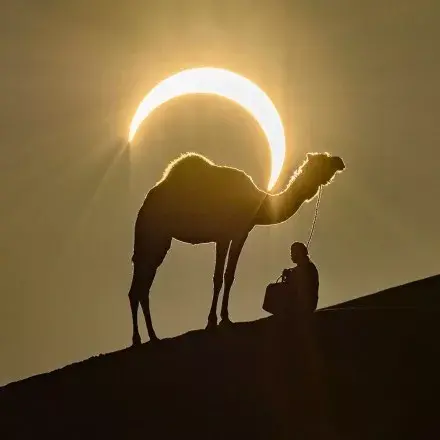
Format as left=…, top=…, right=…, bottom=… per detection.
left=171, top=214, right=237, bottom=244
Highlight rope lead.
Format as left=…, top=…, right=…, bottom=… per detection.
left=306, top=185, right=323, bottom=250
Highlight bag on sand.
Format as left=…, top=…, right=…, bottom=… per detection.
left=263, top=277, right=289, bottom=316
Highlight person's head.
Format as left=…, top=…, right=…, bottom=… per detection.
left=290, top=241, right=309, bottom=264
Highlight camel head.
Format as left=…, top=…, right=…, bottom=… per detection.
left=302, top=152, right=345, bottom=187
left=255, top=151, right=345, bottom=225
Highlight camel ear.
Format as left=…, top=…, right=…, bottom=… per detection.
left=306, top=152, right=316, bottom=160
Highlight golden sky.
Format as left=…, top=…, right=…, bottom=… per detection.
left=1, top=0, right=439, bottom=384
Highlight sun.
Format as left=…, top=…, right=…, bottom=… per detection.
left=128, top=67, right=286, bottom=191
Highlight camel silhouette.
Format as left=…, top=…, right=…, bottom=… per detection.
left=128, top=152, right=345, bottom=344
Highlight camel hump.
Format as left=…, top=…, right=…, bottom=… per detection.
left=159, top=152, right=215, bottom=181
left=152, top=151, right=259, bottom=196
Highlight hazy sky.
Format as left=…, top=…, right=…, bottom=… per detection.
left=1, top=0, right=439, bottom=384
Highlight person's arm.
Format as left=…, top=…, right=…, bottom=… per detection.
left=281, top=267, right=293, bottom=282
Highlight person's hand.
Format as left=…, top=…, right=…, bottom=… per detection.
left=282, top=268, right=291, bottom=280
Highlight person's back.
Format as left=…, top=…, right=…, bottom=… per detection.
left=283, top=242, right=319, bottom=316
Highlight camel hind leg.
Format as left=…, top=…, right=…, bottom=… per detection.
left=128, top=236, right=171, bottom=345
left=206, top=240, right=230, bottom=330
left=128, top=282, right=142, bottom=346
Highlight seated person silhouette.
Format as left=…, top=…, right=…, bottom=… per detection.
left=264, top=242, right=319, bottom=319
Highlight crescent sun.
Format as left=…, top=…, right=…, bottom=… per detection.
left=128, top=67, right=286, bottom=191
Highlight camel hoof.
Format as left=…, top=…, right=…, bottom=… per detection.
left=132, top=334, right=142, bottom=346
left=219, top=317, right=233, bottom=327
left=205, top=319, right=218, bottom=331
left=149, top=335, right=160, bottom=344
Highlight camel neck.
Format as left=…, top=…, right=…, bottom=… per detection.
left=254, top=166, right=322, bottom=226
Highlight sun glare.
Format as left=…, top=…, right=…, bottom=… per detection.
left=128, top=67, right=285, bottom=190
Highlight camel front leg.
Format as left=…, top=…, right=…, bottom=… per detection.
left=206, top=240, right=230, bottom=330
left=220, top=234, right=248, bottom=324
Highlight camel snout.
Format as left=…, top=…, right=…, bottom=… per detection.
left=333, top=156, right=346, bottom=172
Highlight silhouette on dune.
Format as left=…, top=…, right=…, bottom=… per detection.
left=2, top=274, right=440, bottom=440
left=129, top=152, right=345, bottom=344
